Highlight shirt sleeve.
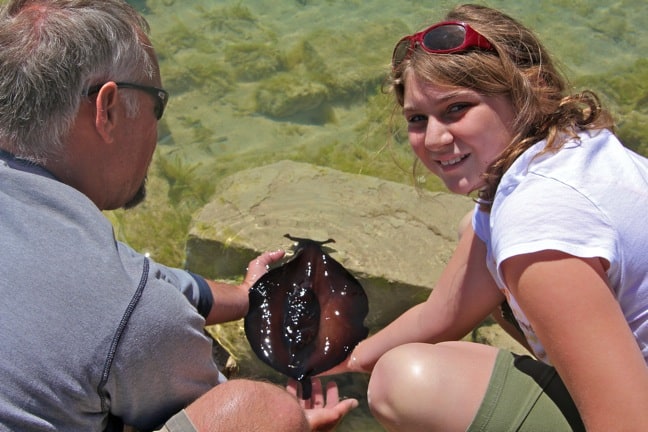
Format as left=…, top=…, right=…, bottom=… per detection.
left=472, top=203, right=489, bottom=244
left=186, top=272, right=214, bottom=319
left=117, top=242, right=214, bottom=318
left=491, top=173, right=617, bottom=274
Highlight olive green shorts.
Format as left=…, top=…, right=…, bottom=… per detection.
left=467, top=350, right=585, bottom=432
left=155, top=410, right=197, bottom=432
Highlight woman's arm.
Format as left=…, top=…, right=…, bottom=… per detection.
left=502, top=250, right=648, bottom=431
left=348, top=226, right=505, bottom=372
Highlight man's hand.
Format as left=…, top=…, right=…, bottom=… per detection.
left=240, top=249, right=285, bottom=292
left=287, top=378, right=358, bottom=432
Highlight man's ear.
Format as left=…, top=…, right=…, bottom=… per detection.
left=93, top=82, right=119, bottom=143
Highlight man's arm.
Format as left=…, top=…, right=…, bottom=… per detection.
left=203, top=250, right=285, bottom=325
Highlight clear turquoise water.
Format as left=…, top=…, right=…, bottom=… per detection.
left=129, top=1, right=647, bottom=430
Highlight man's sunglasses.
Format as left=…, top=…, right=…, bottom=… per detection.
left=84, top=82, right=169, bottom=120
left=392, top=21, right=494, bottom=68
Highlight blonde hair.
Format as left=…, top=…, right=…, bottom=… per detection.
left=390, top=4, right=615, bottom=210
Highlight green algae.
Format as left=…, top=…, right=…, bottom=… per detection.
left=155, top=152, right=215, bottom=206
left=576, top=58, right=648, bottom=155
left=198, top=3, right=256, bottom=31
left=255, top=72, right=330, bottom=118
left=155, top=20, right=200, bottom=55
left=248, top=18, right=408, bottom=122
left=225, top=42, right=285, bottom=82
left=162, top=52, right=235, bottom=98
left=176, top=115, right=218, bottom=148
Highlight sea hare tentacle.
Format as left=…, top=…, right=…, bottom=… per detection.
left=244, top=234, right=369, bottom=400
left=300, top=378, right=313, bottom=400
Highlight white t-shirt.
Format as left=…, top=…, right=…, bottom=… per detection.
left=474, top=129, right=648, bottom=364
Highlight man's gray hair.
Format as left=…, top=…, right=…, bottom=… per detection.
left=0, top=0, right=155, bottom=162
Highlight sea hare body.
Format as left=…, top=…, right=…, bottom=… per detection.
left=244, top=234, right=369, bottom=399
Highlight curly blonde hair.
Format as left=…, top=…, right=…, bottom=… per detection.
left=390, top=4, right=615, bottom=211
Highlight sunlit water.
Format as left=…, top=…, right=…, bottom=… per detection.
left=127, top=1, right=647, bottom=430
left=136, top=0, right=647, bottom=179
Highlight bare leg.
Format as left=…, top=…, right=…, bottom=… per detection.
left=367, top=341, right=499, bottom=432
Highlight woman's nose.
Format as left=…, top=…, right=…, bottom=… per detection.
left=424, top=118, right=453, bottom=151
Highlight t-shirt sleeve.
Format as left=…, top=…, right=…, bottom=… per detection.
left=116, top=242, right=214, bottom=318
left=472, top=203, right=489, bottom=243
left=150, top=264, right=214, bottom=319
left=491, top=174, right=617, bottom=272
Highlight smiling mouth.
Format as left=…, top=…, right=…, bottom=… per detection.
left=439, top=154, right=469, bottom=167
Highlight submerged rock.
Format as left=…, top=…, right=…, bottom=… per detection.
left=255, top=74, right=329, bottom=118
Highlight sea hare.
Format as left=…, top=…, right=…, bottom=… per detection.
left=244, top=234, right=369, bottom=399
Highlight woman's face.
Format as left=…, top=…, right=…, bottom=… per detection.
left=403, top=73, right=515, bottom=195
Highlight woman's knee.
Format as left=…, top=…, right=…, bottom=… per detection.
left=367, top=342, right=497, bottom=431
left=367, top=343, right=445, bottom=426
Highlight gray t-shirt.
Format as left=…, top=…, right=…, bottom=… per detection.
left=0, top=152, right=223, bottom=431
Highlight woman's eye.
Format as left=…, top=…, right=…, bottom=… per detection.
left=447, top=103, right=470, bottom=114
left=406, top=114, right=426, bottom=123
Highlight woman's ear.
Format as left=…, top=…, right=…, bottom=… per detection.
left=93, top=82, right=119, bottom=143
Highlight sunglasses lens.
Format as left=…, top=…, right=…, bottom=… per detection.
left=392, top=39, right=412, bottom=67
left=422, top=24, right=467, bottom=51
left=154, top=91, right=167, bottom=120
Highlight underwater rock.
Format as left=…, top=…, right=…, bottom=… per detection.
left=225, top=42, right=285, bottom=82
left=255, top=73, right=329, bottom=118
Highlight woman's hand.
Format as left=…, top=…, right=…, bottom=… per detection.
left=287, top=378, right=358, bottom=432
left=316, top=347, right=371, bottom=377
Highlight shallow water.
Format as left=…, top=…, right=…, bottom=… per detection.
left=126, top=1, right=647, bottom=430
left=135, top=0, right=647, bottom=184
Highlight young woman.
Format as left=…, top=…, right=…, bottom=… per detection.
left=334, top=4, right=648, bottom=431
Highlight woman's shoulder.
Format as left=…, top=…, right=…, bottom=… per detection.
left=506, top=129, right=634, bottom=182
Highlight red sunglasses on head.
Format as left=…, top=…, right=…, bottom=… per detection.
left=392, top=21, right=494, bottom=68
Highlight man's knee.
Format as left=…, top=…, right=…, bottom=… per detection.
left=185, top=379, right=308, bottom=432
